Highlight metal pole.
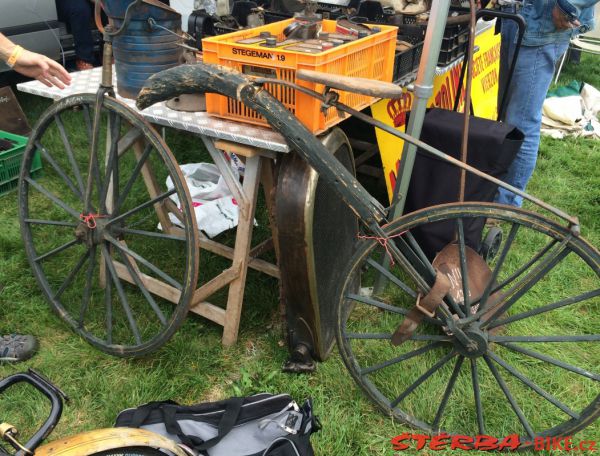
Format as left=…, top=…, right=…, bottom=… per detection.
left=390, top=0, right=452, bottom=216
left=374, top=0, right=452, bottom=293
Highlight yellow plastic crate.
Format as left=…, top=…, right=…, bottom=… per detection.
left=202, top=19, right=397, bottom=134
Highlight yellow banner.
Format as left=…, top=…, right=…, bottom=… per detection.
left=371, top=24, right=501, bottom=201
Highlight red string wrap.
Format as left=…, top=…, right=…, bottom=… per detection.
left=79, top=213, right=107, bottom=229
left=356, top=231, right=407, bottom=266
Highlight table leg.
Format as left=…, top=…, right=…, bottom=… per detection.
left=221, top=155, right=263, bottom=346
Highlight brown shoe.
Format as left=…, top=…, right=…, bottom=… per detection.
left=76, top=59, right=94, bottom=71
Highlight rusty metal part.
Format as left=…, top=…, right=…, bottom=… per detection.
left=0, top=423, right=33, bottom=455
left=391, top=270, right=451, bottom=345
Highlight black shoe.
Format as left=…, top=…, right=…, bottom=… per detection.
left=0, top=334, right=38, bottom=362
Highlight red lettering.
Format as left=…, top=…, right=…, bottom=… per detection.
left=534, top=436, right=546, bottom=451
left=564, top=437, right=573, bottom=451
left=429, top=433, right=450, bottom=450
left=413, top=434, right=431, bottom=450
left=391, top=433, right=411, bottom=451
left=580, top=440, right=596, bottom=452
left=498, top=434, right=521, bottom=451
left=551, top=437, right=566, bottom=451
left=451, top=435, right=474, bottom=450
left=474, top=435, right=499, bottom=451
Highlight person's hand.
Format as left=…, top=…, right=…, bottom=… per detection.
left=552, top=5, right=580, bottom=30
left=12, top=49, right=72, bottom=89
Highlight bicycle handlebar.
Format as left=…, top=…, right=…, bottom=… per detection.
left=0, top=370, right=65, bottom=455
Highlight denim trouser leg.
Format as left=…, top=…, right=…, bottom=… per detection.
left=495, top=23, right=569, bottom=207
left=56, top=0, right=95, bottom=64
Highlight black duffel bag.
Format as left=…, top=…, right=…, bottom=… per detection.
left=115, top=393, right=319, bottom=456
left=404, top=107, right=524, bottom=260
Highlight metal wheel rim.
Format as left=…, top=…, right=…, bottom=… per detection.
left=336, top=202, right=600, bottom=445
left=18, top=94, right=199, bottom=357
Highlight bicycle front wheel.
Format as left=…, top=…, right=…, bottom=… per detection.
left=336, top=202, right=599, bottom=447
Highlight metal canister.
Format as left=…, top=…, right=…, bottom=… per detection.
left=103, top=0, right=183, bottom=99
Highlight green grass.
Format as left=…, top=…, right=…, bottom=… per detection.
left=0, top=54, right=599, bottom=456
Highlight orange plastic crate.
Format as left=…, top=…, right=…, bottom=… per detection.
left=202, top=19, right=397, bottom=134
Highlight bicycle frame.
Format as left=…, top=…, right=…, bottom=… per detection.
left=135, top=4, right=582, bottom=343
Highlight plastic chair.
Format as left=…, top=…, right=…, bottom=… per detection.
left=554, top=4, right=600, bottom=84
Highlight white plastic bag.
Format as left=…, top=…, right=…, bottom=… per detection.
left=165, top=162, right=251, bottom=238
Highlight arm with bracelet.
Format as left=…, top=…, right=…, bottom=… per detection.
left=0, top=33, right=71, bottom=88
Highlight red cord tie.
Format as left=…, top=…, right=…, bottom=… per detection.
left=356, top=231, right=407, bottom=266
left=79, top=213, right=107, bottom=229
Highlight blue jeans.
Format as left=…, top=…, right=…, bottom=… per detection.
left=55, top=0, right=95, bottom=64
left=494, top=19, right=569, bottom=207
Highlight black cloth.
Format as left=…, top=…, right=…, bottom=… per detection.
left=404, top=108, right=524, bottom=260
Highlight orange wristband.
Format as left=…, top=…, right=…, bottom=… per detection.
left=6, top=45, right=24, bottom=68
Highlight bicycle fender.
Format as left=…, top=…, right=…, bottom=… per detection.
left=137, top=63, right=387, bottom=226
left=34, top=428, right=188, bottom=456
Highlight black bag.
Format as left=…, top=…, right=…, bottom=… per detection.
left=114, top=393, right=319, bottom=456
left=405, top=108, right=524, bottom=260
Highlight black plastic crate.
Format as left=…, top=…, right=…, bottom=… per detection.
left=393, top=40, right=424, bottom=81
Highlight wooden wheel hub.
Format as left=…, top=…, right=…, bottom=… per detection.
left=454, top=328, right=488, bottom=358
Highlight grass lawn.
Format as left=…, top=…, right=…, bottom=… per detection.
left=0, top=53, right=598, bottom=455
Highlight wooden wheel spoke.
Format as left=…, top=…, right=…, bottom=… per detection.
left=36, top=142, right=83, bottom=201
left=107, top=188, right=176, bottom=227
left=346, top=332, right=450, bottom=341
left=113, top=227, right=185, bottom=242
left=433, top=355, right=465, bottom=430
left=54, top=249, right=90, bottom=300
left=34, top=239, right=79, bottom=263
left=456, top=218, right=471, bottom=314
left=365, top=258, right=417, bottom=298
left=104, top=233, right=182, bottom=290
left=25, top=177, right=81, bottom=220
left=116, top=247, right=167, bottom=326
left=490, top=239, right=557, bottom=298
left=489, top=288, right=600, bottom=329
left=104, top=251, right=113, bottom=345
left=482, top=238, right=571, bottom=328
left=491, top=335, right=600, bottom=343
left=84, top=95, right=104, bottom=212
left=487, top=350, right=580, bottom=419
left=404, top=231, right=437, bottom=277
left=24, top=219, right=78, bottom=228
left=100, top=112, right=122, bottom=212
left=498, top=342, right=600, bottom=381
left=114, top=143, right=152, bottom=214
left=483, top=355, right=536, bottom=439
left=346, top=293, right=442, bottom=325
left=79, top=246, right=97, bottom=328
left=54, top=113, right=85, bottom=195
left=478, top=222, right=519, bottom=312
left=470, top=358, right=485, bottom=435
left=101, top=244, right=142, bottom=345
left=390, top=351, right=456, bottom=408
left=361, top=342, right=443, bottom=376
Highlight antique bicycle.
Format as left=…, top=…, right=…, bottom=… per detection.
left=16, top=0, right=599, bottom=447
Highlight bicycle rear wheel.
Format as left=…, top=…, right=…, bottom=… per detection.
left=336, top=202, right=599, bottom=447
